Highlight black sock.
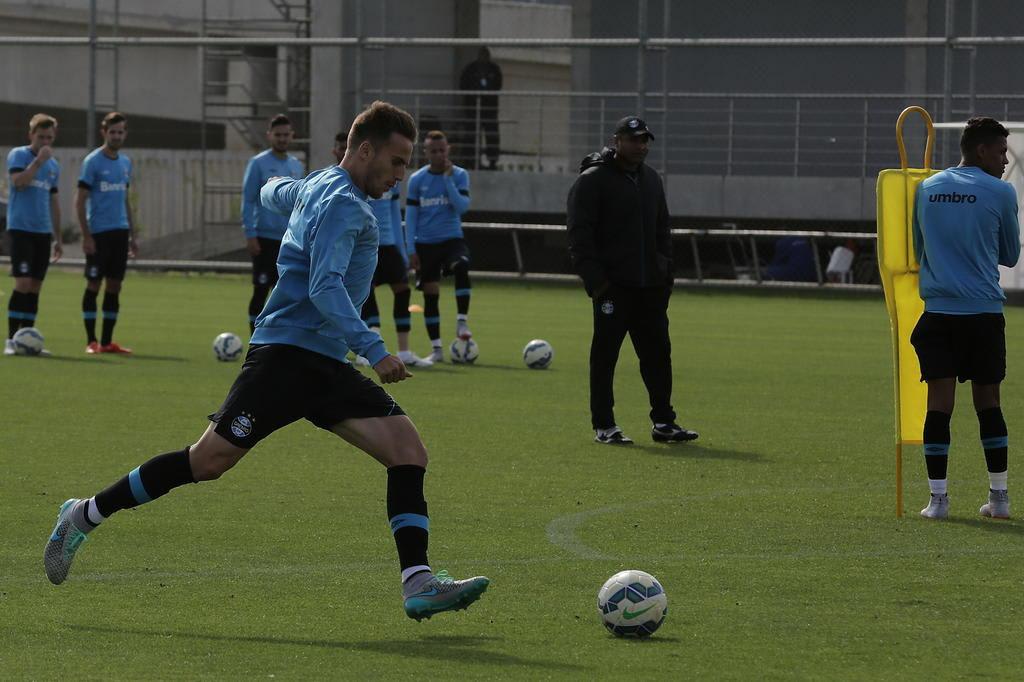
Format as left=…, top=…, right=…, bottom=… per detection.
left=362, top=288, right=381, bottom=328
left=454, top=269, right=471, bottom=316
left=100, top=292, right=119, bottom=346
left=249, top=284, right=270, bottom=333
left=393, top=289, right=411, bottom=333
left=923, top=410, right=952, bottom=483
left=24, top=292, right=39, bottom=329
left=978, top=407, right=1008, bottom=474
left=83, top=289, right=98, bottom=343
left=8, top=291, right=26, bottom=338
left=424, top=293, right=440, bottom=343
left=94, top=447, right=196, bottom=518
left=387, top=464, right=429, bottom=573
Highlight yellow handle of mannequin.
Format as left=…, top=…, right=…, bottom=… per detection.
left=896, top=106, right=935, bottom=171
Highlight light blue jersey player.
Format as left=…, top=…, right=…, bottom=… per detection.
left=405, top=130, right=473, bottom=362
left=911, top=117, right=1021, bottom=522
left=333, top=131, right=431, bottom=367
left=45, top=102, right=489, bottom=622
left=76, top=112, right=137, bottom=355
left=241, top=114, right=305, bottom=332
left=4, top=113, right=63, bottom=356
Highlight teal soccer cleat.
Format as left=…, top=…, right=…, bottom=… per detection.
left=44, top=499, right=89, bottom=585
left=403, top=570, right=490, bottom=621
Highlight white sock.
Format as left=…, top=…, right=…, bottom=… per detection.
left=402, top=565, right=431, bottom=584
left=457, top=314, right=468, bottom=322
left=431, top=339, right=442, bottom=349
left=398, top=350, right=414, bottom=360
left=85, top=497, right=106, bottom=525
left=989, top=470, right=1008, bottom=491
left=928, top=479, right=948, bottom=495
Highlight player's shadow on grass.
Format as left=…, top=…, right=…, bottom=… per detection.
left=944, top=517, right=1024, bottom=536
left=628, top=443, right=766, bottom=462
left=67, top=626, right=585, bottom=671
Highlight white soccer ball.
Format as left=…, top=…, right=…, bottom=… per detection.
left=522, top=339, right=554, bottom=369
left=13, top=327, right=45, bottom=356
left=597, top=570, right=668, bottom=638
left=449, top=338, right=479, bottom=364
left=212, top=332, right=243, bottom=362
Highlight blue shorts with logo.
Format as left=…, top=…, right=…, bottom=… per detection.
left=209, top=343, right=405, bottom=449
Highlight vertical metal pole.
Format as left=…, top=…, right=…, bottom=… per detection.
left=475, top=94, right=482, bottom=169
left=636, top=0, right=647, bottom=116
left=199, top=0, right=207, bottom=256
left=380, top=0, right=388, bottom=99
left=87, top=0, right=97, bottom=149
left=354, top=0, right=363, bottom=116
left=511, top=229, right=524, bottom=275
left=726, top=98, right=734, bottom=175
left=811, top=237, right=823, bottom=285
left=536, top=97, right=544, bottom=172
left=113, top=0, right=120, bottom=110
left=750, top=237, right=761, bottom=283
left=941, top=0, right=954, bottom=166
left=793, top=99, right=801, bottom=177
left=690, top=235, right=702, bottom=282
left=967, top=0, right=977, bottom=117
left=660, top=0, right=669, bottom=175
left=861, top=99, right=869, bottom=177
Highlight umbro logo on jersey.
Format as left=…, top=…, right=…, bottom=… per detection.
left=929, top=192, right=977, bottom=204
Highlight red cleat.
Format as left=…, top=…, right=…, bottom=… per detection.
left=100, top=342, right=133, bottom=355
left=86, top=341, right=101, bottom=354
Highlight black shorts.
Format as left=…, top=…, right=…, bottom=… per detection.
left=911, top=312, right=1006, bottom=384
left=209, top=343, right=405, bottom=449
left=85, top=230, right=130, bottom=281
left=373, top=244, right=408, bottom=286
left=9, top=230, right=51, bottom=280
left=252, top=237, right=281, bottom=287
left=415, top=238, right=470, bottom=285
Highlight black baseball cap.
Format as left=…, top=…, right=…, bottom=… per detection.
left=614, top=116, right=654, bottom=140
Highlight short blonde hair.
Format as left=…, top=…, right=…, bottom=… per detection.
left=29, top=113, right=58, bottom=133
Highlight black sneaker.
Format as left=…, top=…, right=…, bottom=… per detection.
left=594, top=427, right=634, bottom=445
left=652, top=423, right=699, bottom=443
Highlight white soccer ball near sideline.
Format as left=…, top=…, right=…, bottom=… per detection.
left=597, top=570, right=668, bottom=638
left=449, top=337, right=479, bottom=364
left=212, top=332, right=243, bottom=362
left=522, top=339, right=554, bottom=369
left=13, top=327, right=45, bottom=356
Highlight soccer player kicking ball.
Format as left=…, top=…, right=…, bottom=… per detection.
left=44, top=102, right=490, bottom=620
left=912, top=117, right=1021, bottom=520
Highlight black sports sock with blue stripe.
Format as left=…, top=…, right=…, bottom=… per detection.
left=93, top=447, right=195, bottom=517
left=454, top=269, right=471, bottom=316
left=24, top=292, right=39, bottom=329
left=362, top=287, right=381, bottom=328
left=8, top=290, right=26, bottom=338
left=424, top=293, right=441, bottom=343
left=393, top=289, right=411, bottom=333
left=82, top=289, right=98, bottom=343
left=923, top=410, right=951, bottom=483
left=387, top=464, right=429, bottom=572
left=100, top=292, right=119, bottom=345
left=978, top=407, right=1008, bottom=475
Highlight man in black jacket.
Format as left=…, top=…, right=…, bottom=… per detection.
left=458, top=47, right=502, bottom=170
left=566, top=116, right=699, bottom=445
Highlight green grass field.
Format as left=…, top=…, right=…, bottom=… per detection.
left=3, top=270, right=1024, bottom=679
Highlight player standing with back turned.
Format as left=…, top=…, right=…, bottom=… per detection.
left=43, top=102, right=490, bottom=620
left=912, top=116, right=1021, bottom=520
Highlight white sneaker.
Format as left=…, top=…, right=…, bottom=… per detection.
left=353, top=355, right=371, bottom=367
left=456, top=320, right=472, bottom=340
left=398, top=351, right=434, bottom=368
left=427, top=347, right=444, bottom=364
left=980, top=489, right=1010, bottom=519
left=3, top=339, right=15, bottom=356
left=920, top=493, right=949, bottom=520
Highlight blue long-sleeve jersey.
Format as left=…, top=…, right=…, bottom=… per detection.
left=913, top=166, right=1021, bottom=314
left=250, top=166, right=389, bottom=365
left=404, top=165, right=470, bottom=252
left=241, top=149, right=305, bottom=240
left=370, top=186, right=404, bottom=254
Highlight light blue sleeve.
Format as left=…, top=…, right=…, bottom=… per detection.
left=7, top=147, right=29, bottom=173
left=308, top=201, right=388, bottom=365
left=291, top=157, right=305, bottom=179
left=998, top=184, right=1021, bottom=268
left=444, top=169, right=471, bottom=215
left=405, top=173, right=419, bottom=253
left=912, top=185, right=924, bottom=265
left=391, top=193, right=406, bottom=261
left=78, top=154, right=96, bottom=186
left=259, top=176, right=303, bottom=217
left=241, top=158, right=261, bottom=237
